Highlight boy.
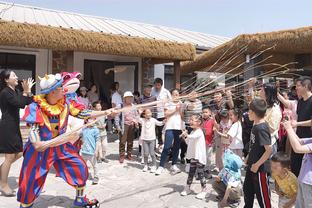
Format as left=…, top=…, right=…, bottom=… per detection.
left=201, top=107, right=215, bottom=179
left=93, top=101, right=109, bottom=163
left=243, top=98, right=272, bottom=208
left=283, top=120, right=312, bottom=208
left=271, top=152, right=298, bottom=208
left=212, top=150, right=243, bottom=208
left=81, top=121, right=100, bottom=185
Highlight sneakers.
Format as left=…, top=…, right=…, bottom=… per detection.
left=180, top=185, right=191, bottom=196
left=140, top=158, right=144, bottom=164
left=150, top=166, right=157, bottom=173
left=171, top=165, right=181, bottom=174
left=195, top=187, right=209, bottom=200
left=73, top=196, right=99, bottom=207
left=92, top=176, right=99, bottom=185
left=143, top=165, right=148, bottom=172
left=119, top=156, right=125, bottom=164
left=155, top=166, right=164, bottom=175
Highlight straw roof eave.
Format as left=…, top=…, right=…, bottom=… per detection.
left=0, top=20, right=196, bottom=61
left=181, top=26, right=312, bottom=74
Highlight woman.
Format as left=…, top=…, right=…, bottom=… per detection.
left=0, top=70, right=34, bottom=196
left=155, top=89, right=183, bottom=176
left=87, top=84, right=99, bottom=104
left=260, top=82, right=282, bottom=155
left=78, top=86, right=91, bottom=109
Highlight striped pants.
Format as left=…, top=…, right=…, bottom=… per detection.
left=17, top=142, right=88, bottom=205
left=243, top=170, right=271, bottom=208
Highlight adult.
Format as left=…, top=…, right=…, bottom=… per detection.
left=151, top=78, right=172, bottom=148
left=156, top=89, right=183, bottom=175
left=87, top=84, right=99, bottom=104
left=209, top=89, right=234, bottom=122
left=290, top=76, right=312, bottom=177
left=111, top=82, right=123, bottom=108
left=259, top=82, right=282, bottom=155
left=0, top=70, right=34, bottom=196
left=141, top=85, right=154, bottom=104
left=78, top=86, right=91, bottom=109
left=242, top=91, right=254, bottom=157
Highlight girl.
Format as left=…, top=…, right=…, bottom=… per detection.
left=93, top=101, right=109, bottom=163
left=180, top=114, right=207, bottom=200
left=139, top=109, right=164, bottom=173
left=0, top=70, right=34, bottom=196
left=214, top=109, right=232, bottom=171
left=215, top=109, right=243, bottom=158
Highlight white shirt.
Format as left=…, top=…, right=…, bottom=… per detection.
left=186, top=128, right=207, bottom=165
left=139, top=118, right=163, bottom=141
left=228, top=121, right=244, bottom=150
left=112, top=91, right=123, bottom=107
left=151, top=87, right=172, bottom=118
left=264, top=103, right=282, bottom=145
left=164, top=101, right=182, bottom=130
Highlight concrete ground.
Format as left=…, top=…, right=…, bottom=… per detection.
left=0, top=139, right=278, bottom=208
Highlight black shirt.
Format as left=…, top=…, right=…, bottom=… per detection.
left=248, top=122, right=271, bottom=173
left=296, top=95, right=312, bottom=138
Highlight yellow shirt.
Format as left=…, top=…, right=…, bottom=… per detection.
left=272, top=170, right=298, bottom=199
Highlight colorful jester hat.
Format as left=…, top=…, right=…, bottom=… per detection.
left=223, top=149, right=243, bottom=180
left=38, top=74, right=62, bottom=94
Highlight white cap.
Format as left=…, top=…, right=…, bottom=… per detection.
left=123, top=91, right=134, bottom=98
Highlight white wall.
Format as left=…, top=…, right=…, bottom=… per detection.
left=0, top=45, right=52, bottom=93
left=154, top=64, right=165, bottom=82
left=73, top=52, right=142, bottom=92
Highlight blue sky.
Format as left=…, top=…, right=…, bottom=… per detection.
left=10, top=0, right=312, bottom=38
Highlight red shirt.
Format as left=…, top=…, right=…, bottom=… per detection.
left=202, top=118, right=215, bottom=146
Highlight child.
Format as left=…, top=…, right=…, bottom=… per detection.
left=81, top=120, right=100, bottom=185
left=180, top=114, right=207, bottom=200
left=138, top=108, right=164, bottom=173
left=93, top=101, right=109, bottom=163
left=115, top=91, right=139, bottom=163
left=201, top=107, right=215, bottom=179
left=212, top=149, right=243, bottom=208
left=283, top=120, right=312, bottom=208
left=243, top=98, right=272, bottom=208
left=214, top=109, right=232, bottom=171
left=271, top=152, right=298, bottom=208
left=215, top=109, right=244, bottom=158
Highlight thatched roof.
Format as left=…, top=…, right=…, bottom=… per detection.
left=181, top=26, right=312, bottom=73
left=0, top=20, right=196, bottom=61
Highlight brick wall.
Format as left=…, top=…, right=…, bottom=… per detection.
left=52, top=51, right=74, bottom=74
left=142, top=59, right=154, bottom=88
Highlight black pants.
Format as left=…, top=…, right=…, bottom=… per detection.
left=243, top=170, right=271, bottom=208
left=187, top=159, right=206, bottom=188
left=156, top=117, right=165, bottom=145
left=290, top=150, right=304, bottom=177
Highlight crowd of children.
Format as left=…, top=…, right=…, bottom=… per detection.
left=75, top=76, right=312, bottom=208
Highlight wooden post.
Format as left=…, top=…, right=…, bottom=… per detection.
left=174, top=61, right=181, bottom=90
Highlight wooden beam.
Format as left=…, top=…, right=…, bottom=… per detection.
left=174, top=61, right=181, bottom=89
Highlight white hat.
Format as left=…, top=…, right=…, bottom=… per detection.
left=38, top=73, right=62, bottom=94
left=123, top=91, right=133, bottom=98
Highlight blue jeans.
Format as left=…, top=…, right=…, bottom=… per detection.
left=159, top=130, right=182, bottom=167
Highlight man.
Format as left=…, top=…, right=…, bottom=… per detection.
left=209, top=88, right=234, bottom=122
left=290, top=76, right=312, bottom=176
left=151, top=78, right=172, bottom=148
left=111, top=81, right=122, bottom=108
left=18, top=74, right=110, bottom=208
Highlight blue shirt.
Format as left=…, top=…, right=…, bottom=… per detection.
left=81, top=126, right=100, bottom=155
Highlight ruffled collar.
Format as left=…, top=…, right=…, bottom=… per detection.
left=34, top=95, right=65, bottom=116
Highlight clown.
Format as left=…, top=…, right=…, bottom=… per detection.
left=17, top=73, right=105, bottom=208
